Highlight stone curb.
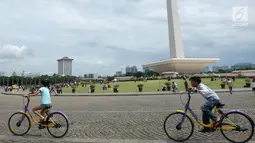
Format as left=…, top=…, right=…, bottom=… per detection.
left=1, top=89, right=252, bottom=97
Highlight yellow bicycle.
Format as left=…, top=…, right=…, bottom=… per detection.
left=164, top=88, right=254, bottom=143
left=8, top=96, right=69, bottom=138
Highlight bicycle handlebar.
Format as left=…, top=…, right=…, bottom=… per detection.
left=23, top=94, right=31, bottom=107
left=186, top=88, right=197, bottom=104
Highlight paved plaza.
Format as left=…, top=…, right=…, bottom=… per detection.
left=0, top=91, right=255, bottom=143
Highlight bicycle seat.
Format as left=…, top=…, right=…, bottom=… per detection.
left=44, top=105, right=52, bottom=110
left=216, top=102, right=225, bottom=108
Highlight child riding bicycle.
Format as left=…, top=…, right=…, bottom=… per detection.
left=190, top=76, right=221, bottom=132
left=252, top=78, right=255, bottom=94
left=24, top=79, right=52, bottom=129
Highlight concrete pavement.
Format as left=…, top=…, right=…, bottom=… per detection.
left=0, top=135, right=251, bottom=143
left=0, top=91, right=255, bottom=142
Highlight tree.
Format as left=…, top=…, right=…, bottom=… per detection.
left=218, top=69, right=226, bottom=73
left=153, top=72, right=160, bottom=76
left=107, top=76, right=115, bottom=82
left=0, top=74, right=77, bottom=86
left=125, top=72, right=134, bottom=76
left=134, top=72, right=144, bottom=79
left=144, top=70, right=154, bottom=77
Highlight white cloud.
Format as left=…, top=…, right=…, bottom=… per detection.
left=96, top=60, right=104, bottom=65
left=0, top=45, right=33, bottom=62
left=0, top=0, right=254, bottom=75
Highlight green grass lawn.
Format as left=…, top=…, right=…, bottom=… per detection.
left=62, top=78, right=246, bottom=93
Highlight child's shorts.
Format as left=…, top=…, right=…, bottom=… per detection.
left=41, top=104, right=52, bottom=109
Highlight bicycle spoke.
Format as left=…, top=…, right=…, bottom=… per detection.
left=8, top=112, right=31, bottom=136
left=46, top=112, right=69, bottom=138
left=220, top=111, right=254, bottom=143
left=164, top=112, right=194, bottom=142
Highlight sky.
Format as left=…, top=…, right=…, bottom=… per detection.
left=0, top=0, right=254, bottom=76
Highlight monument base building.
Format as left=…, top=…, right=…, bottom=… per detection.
left=143, top=58, right=219, bottom=74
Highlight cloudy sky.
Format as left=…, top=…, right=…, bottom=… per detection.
left=0, top=0, right=254, bottom=76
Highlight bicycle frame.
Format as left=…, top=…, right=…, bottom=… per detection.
left=19, top=96, right=55, bottom=127
left=178, top=89, right=237, bottom=130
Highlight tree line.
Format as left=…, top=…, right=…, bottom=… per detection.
left=0, top=71, right=161, bottom=86
left=205, top=67, right=255, bottom=74
left=0, top=74, right=76, bottom=86
left=116, top=71, right=159, bottom=77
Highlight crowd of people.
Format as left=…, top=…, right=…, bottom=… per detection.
left=1, top=83, right=69, bottom=95
left=1, top=77, right=255, bottom=94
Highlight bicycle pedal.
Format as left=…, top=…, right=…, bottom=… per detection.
left=38, top=125, right=45, bottom=129
left=210, top=128, right=216, bottom=132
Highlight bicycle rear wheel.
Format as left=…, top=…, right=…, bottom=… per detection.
left=8, top=112, right=31, bottom=136
left=163, top=112, right=194, bottom=142
left=46, top=112, right=69, bottom=138
left=220, top=111, right=254, bottom=143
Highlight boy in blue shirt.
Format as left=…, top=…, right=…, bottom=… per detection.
left=25, top=79, right=51, bottom=128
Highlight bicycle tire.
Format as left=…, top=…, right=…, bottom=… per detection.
left=220, top=111, right=254, bottom=143
left=8, top=112, right=31, bottom=136
left=46, top=112, right=69, bottom=138
left=163, top=112, right=194, bottom=142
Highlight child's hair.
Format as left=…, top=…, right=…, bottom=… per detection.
left=40, top=79, right=50, bottom=88
left=190, top=76, right=202, bottom=84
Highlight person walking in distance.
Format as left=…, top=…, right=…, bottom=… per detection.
left=174, top=81, right=179, bottom=92
left=252, top=78, right=255, bottom=94
left=184, top=79, right=189, bottom=92
left=226, top=77, right=233, bottom=94
left=172, top=81, right=176, bottom=92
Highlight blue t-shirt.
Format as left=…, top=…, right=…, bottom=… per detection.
left=39, top=87, right=51, bottom=105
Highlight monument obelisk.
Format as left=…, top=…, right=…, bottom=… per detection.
left=167, top=0, right=184, bottom=58
left=142, top=0, right=219, bottom=74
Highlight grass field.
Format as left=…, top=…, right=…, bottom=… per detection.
left=62, top=78, right=247, bottom=93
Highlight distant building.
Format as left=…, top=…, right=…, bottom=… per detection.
left=143, top=67, right=150, bottom=72
left=57, top=57, right=73, bottom=76
left=131, top=66, right=138, bottom=73
left=125, top=66, right=138, bottom=74
left=232, top=70, right=255, bottom=77
left=125, top=66, right=131, bottom=73
left=21, top=71, right=40, bottom=78
left=0, top=72, right=4, bottom=76
left=231, top=63, right=253, bottom=70
left=212, top=65, right=229, bottom=72
left=200, top=66, right=210, bottom=73
left=115, top=71, right=122, bottom=76
left=115, top=76, right=135, bottom=81
left=84, top=73, right=98, bottom=79
left=12, top=71, right=17, bottom=76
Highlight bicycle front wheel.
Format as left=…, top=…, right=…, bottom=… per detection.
left=8, top=112, right=31, bottom=136
left=220, top=111, right=254, bottom=143
left=163, top=112, right=194, bottom=142
left=46, top=112, right=69, bottom=138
